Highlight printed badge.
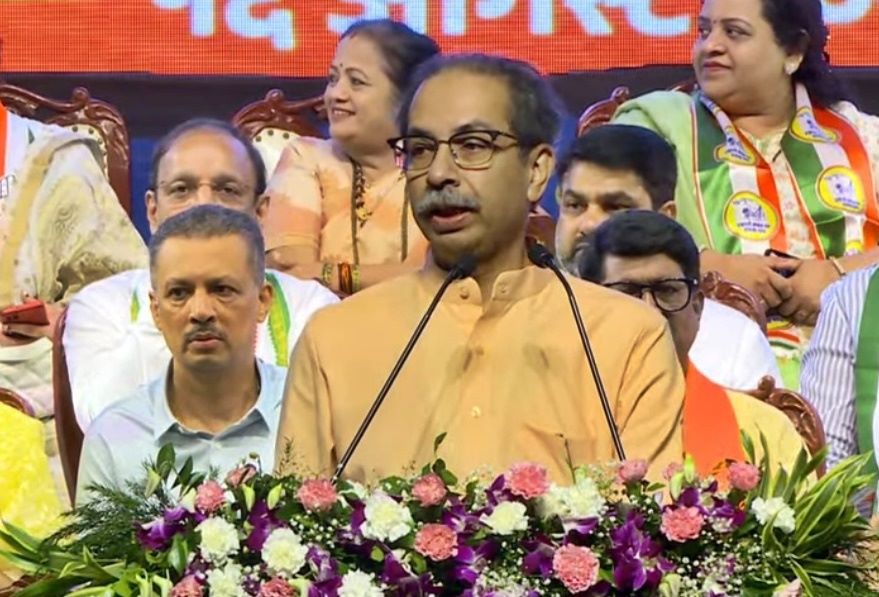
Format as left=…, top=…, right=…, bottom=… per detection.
left=816, top=166, right=865, bottom=214
left=714, top=126, right=757, bottom=166
left=723, top=192, right=779, bottom=241
left=845, top=239, right=865, bottom=256
left=790, top=107, right=839, bottom=144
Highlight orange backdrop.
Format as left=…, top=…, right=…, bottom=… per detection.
left=1, top=1, right=877, bottom=76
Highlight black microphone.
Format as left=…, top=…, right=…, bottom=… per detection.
left=527, top=241, right=627, bottom=461
left=332, top=254, right=477, bottom=483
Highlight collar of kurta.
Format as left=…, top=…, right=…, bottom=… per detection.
left=417, top=259, right=558, bottom=305
left=151, top=360, right=273, bottom=441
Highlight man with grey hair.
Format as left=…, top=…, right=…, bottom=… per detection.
left=76, top=205, right=285, bottom=502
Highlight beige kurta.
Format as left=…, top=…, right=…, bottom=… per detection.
left=276, top=263, right=685, bottom=484
left=0, top=113, right=147, bottom=417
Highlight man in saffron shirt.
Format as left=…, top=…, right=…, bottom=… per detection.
left=580, top=210, right=805, bottom=474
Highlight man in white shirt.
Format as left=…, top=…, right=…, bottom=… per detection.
left=65, top=119, right=338, bottom=431
left=554, top=124, right=781, bottom=390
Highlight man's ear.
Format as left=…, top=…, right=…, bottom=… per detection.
left=658, top=200, right=677, bottom=219
left=254, top=194, right=270, bottom=224
left=692, top=288, right=705, bottom=318
left=149, top=288, right=160, bottom=330
left=526, top=144, right=555, bottom=207
left=257, top=280, right=274, bottom=323
left=146, top=191, right=160, bottom=233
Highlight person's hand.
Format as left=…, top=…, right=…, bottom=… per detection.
left=700, top=250, right=794, bottom=308
left=0, top=301, right=64, bottom=344
left=776, top=258, right=840, bottom=326
left=290, top=263, right=332, bottom=286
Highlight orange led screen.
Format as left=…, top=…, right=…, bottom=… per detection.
left=1, top=1, right=877, bottom=76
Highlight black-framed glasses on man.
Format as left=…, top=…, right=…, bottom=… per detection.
left=603, top=278, right=699, bottom=314
left=388, top=129, right=519, bottom=172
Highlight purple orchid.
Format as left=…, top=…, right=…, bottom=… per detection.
left=610, top=512, right=674, bottom=592
left=245, top=500, right=283, bottom=551
left=522, top=537, right=554, bottom=577
left=135, top=506, right=188, bottom=551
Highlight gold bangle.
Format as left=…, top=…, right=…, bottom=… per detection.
left=320, top=262, right=334, bottom=287
left=829, top=257, right=846, bottom=278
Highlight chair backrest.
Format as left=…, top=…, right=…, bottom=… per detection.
left=746, top=374, right=828, bottom=476
left=576, top=86, right=631, bottom=137
left=0, top=387, right=33, bottom=417
left=700, top=270, right=768, bottom=334
left=232, top=90, right=325, bottom=178
left=0, top=84, right=131, bottom=217
left=51, top=308, right=82, bottom=503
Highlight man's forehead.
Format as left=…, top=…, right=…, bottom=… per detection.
left=407, top=71, right=511, bottom=135
left=604, top=254, right=684, bottom=279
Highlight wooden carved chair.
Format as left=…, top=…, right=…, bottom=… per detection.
left=700, top=271, right=768, bottom=334
left=746, top=375, right=828, bottom=477
left=51, top=308, right=82, bottom=503
left=232, top=90, right=325, bottom=178
left=576, top=80, right=696, bottom=137
left=0, top=84, right=132, bottom=216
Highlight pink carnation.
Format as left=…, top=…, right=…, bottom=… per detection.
left=195, top=480, right=226, bottom=514
left=552, top=544, right=600, bottom=593
left=258, top=578, right=296, bottom=597
left=505, top=462, right=550, bottom=499
left=414, top=524, right=458, bottom=561
left=297, top=478, right=338, bottom=512
left=225, top=464, right=257, bottom=488
left=171, top=575, right=204, bottom=597
left=661, top=506, right=705, bottom=542
left=617, top=459, right=649, bottom=484
left=663, top=462, right=683, bottom=480
left=412, top=473, right=448, bottom=507
left=728, top=462, right=761, bottom=492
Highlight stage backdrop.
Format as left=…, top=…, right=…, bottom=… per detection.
left=1, top=1, right=878, bottom=75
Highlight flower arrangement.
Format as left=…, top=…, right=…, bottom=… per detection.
left=1, top=435, right=876, bottom=596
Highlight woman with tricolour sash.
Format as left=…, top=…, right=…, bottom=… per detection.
left=613, top=0, right=879, bottom=389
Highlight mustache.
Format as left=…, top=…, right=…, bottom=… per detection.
left=184, top=324, right=226, bottom=344
left=414, top=188, right=481, bottom=218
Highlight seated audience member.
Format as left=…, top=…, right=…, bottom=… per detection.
left=580, top=211, right=806, bottom=475
left=77, top=206, right=286, bottom=502
left=802, top=264, right=879, bottom=471
left=556, top=125, right=781, bottom=391
left=0, top=99, right=146, bottom=417
left=64, top=119, right=338, bottom=432
left=0, top=404, right=63, bottom=589
left=264, top=19, right=439, bottom=293
left=275, top=54, right=685, bottom=484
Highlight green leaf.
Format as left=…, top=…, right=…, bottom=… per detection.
left=167, top=534, right=188, bottom=576
left=789, top=560, right=814, bottom=596
left=0, top=520, right=43, bottom=553
left=155, top=444, right=176, bottom=478
left=14, top=576, right=92, bottom=597
left=433, top=433, right=447, bottom=455
left=144, top=469, right=162, bottom=498
left=174, top=457, right=194, bottom=490
left=267, top=483, right=284, bottom=510
left=243, top=484, right=256, bottom=511
left=370, top=545, right=384, bottom=562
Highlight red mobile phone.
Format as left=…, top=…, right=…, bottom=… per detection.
left=0, top=299, right=49, bottom=326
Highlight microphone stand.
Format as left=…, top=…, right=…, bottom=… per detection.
left=331, top=255, right=476, bottom=483
left=527, top=243, right=627, bottom=461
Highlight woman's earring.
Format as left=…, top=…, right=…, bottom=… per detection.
left=785, top=62, right=798, bottom=75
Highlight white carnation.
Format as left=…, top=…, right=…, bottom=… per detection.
left=538, top=478, right=605, bottom=521
left=480, top=501, right=529, bottom=535
left=207, top=562, right=247, bottom=597
left=361, top=492, right=414, bottom=542
left=338, top=569, right=384, bottom=597
left=751, top=497, right=796, bottom=534
left=262, top=527, right=308, bottom=575
left=197, top=517, right=240, bottom=563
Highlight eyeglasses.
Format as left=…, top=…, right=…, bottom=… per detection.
left=603, top=278, right=699, bottom=314
left=388, top=130, right=519, bottom=172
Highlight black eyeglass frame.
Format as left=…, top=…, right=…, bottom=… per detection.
left=387, top=129, right=520, bottom=171
left=602, top=277, right=700, bottom=314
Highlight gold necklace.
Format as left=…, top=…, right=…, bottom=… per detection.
left=349, top=160, right=409, bottom=265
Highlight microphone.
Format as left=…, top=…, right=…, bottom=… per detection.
left=332, top=254, right=477, bottom=483
left=527, top=241, right=627, bottom=461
